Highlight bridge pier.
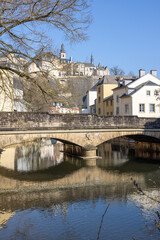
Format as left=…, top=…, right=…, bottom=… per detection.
left=63, top=143, right=101, bottom=160
left=83, top=145, right=99, bottom=159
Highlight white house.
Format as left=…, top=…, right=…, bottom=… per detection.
left=82, top=81, right=99, bottom=114
left=113, top=70, right=160, bottom=118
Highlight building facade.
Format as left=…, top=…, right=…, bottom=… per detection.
left=113, top=70, right=160, bottom=117
left=103, top=95, right=114, bottom=116
left=97, top=76, right=118, bottom=116
left=82, top=82, right=99, bottom=114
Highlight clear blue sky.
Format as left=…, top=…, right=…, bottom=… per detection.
left=50, top=0, right=160, bottom=76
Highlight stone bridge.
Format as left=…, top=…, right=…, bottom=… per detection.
left=0, top=112, right=160, bottom=158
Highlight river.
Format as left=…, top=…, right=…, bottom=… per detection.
left=0, top=138, right=160, bottom=240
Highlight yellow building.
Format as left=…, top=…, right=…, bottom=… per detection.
left=103, top=95, right=114, bottom=116
left=97, top=76, right=118, bottom=115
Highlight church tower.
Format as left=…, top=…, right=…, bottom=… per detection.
left=60, top=43, right=66, bottom=59
left=91, top=54, right=94, bottom=65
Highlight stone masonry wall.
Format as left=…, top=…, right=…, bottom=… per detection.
left=0, top=112, right=159, bottom=130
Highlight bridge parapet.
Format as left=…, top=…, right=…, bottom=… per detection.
left=0, top=112, right=159, bottom=130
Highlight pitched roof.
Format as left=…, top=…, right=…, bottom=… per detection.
left=98, top=75, right=136, bottom=85
left=120, top=80, right=160, bottom=98
left=84, top=63, right=95, bottom=67
left=90, top=82, right=99, bottom=91
left=103, top=95, right=113, bottom=102
left=127, top=73, right=159, bottom=87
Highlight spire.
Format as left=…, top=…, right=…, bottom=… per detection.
left=61, top=43, right=66, bottom=53
left=91, top=54, right=94, bottom=64
left=98, top=62, right=102, bottom=68
left=60, top=43, right=66, bottom=59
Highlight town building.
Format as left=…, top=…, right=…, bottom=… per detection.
left=103, top=95, right=114, bottom=116
left=0, top=71, right=27, bottom=112
left=93, top=62, right=110, bottom=77
left=49, top=102, right=79, bottom=114
left=82, top=81, right=99, bottom=114
left=72, top=54, right=96, bottom=76
left=113, top=70, right=160, bottom=117
left=97, top=76, right=118, bottom=116
left=60, top=43, right=72, bottom=64
left=27, top=44, right=110, bottom=78
left=27, top=51, right=63, bottom=77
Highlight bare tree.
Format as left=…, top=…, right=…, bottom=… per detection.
left=0, top=0, right=91, bottom=111
left=110, top=66, right=125, bottom=75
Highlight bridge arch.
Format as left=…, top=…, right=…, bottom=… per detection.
left=0, top=129, right=160, bottom=158
left=96, top=133, right=160, bottom=147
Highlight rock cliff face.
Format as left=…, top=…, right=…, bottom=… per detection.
left=24, top=76, right=100, bottom=111
left=62, top=76, right=100, bottom=106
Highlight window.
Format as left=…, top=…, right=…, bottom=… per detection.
left=116, top=107, right=119, bottom=115
left=154, top=90, right=159, bottom=96
left=146, top=90, right=150, bottom=96
left=106, top=101, right=108, bottom=106
left=110, top=100, right=113, bottom=106
left=139, top=104, right=145, bottom=112
left=98, top=108, right=101, bottom=115
left=125, top=104, right=129, bottom=114
left=98, top=87, right=100, bottom=93
left=150, top=104, right=155, bottom=112
left=98, top=97, right=101, bottom=103
left=116, top=95, right=119, bottom=103
left=110, top=112, right=113, bottom=115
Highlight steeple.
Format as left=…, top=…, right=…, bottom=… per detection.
left=60, top=43, right=66, bottom=59
left=61, top=43, right=66, bottom=53
left=91, top=54, right=94, bottom=64
left=98, top=62, right=102, bottom=68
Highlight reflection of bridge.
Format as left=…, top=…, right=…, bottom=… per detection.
left=0, top=113, right=160, bottom=157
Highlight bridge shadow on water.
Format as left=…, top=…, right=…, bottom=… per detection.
left=0, top=160, right=84, bottom=182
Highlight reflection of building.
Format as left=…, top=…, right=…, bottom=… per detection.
left=0, top=147, right=16, bottom=169
left=0, top=211, right=15, bottom=229
left=135, top=142, right=160, bottom=160
left=97, top=140, right=131, bottom=167
left=0, top=140, right=64, bottom=172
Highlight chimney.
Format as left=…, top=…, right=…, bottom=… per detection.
left=139, top=69, right=145, bottom=78
left=150, top=70, right=157, bottom=77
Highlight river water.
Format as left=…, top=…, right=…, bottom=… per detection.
left=0, top=138, right=160, bottom=240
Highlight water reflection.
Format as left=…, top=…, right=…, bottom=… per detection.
left=0, top=138, right=160, bottom=239
left=97, top=138, right=135, bottom=167
left=0, top=139, right=64, bottom=172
